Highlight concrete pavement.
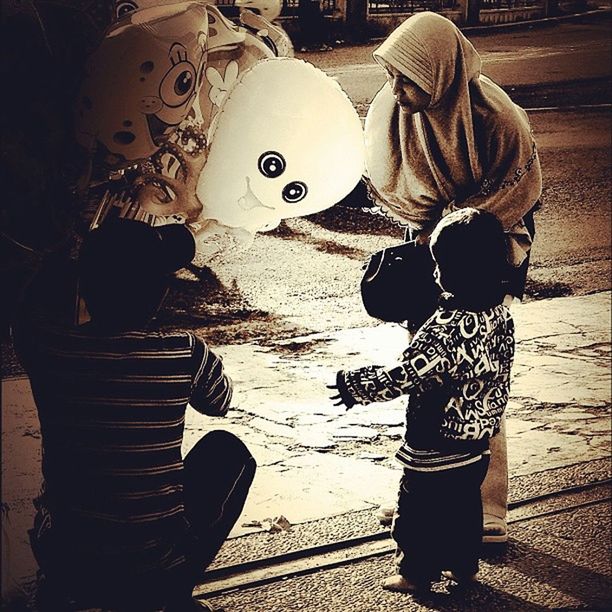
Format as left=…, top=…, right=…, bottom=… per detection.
left=2, top=291, right=610, bottom=608
left=205, top=470, right=612, bottom=611
left=196, top=291, right=611, bottom=536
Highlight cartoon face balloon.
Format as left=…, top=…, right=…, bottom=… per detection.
left=235, top=0, right=282, bottom=22
left=113, top=0, right=142, bottom=20
left=75, top=2, right=208, bottom=168
left=196, top=58, right=365, bottom=234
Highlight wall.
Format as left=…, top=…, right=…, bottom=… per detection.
left=276, top=0, right=591, bottom=41
left=364, top=10, right=464, bottom=37
left=479, top=6, right=545, bottom=24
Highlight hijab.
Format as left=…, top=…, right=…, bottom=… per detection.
left=365, top=12, right=542, bottom=263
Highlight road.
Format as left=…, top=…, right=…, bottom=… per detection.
left=160, top=18, right=611, bottom=345
left=302, top=17, right=611, bottom=111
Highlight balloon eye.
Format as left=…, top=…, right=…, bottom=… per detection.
left=174, top=71, right=193, bottom=96
left=116, top=1, right=138, bottom=17
left=160, top=62, right=196, bottom=108
left=282, top=181, right=307, bottom=203
left=258, top=151, right=286, bottom=178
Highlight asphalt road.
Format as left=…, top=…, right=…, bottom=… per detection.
left=301, top=16, right=612, bottom=109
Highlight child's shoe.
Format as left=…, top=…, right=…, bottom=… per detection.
left=382, top=574, right=430, bottom=593
left=442, top=570, right=479, bottom=585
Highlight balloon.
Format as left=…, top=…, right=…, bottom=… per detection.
left=235, top=0, right=282, bottom=21
left=190, top=220, right=256, bottom=262
left=196, top=57, right=365, bottom=234
left=75, top=1, right=208, bottom=168
left=112, top=0, right=195, bottom=21
left=239, top=7, right=294, bottom=58
left=196, top=5, right=274, bottom=138
left=116, top=5, right=275, bottom=227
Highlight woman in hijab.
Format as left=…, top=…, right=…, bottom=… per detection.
left=365, top=12, right=542, bottom=558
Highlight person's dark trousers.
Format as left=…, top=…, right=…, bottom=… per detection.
left=161, top=430, right=257, bottom=611
left=183, top=430, right=257, bottom=574
left=34, top=430, right=256, bottom=611
left=391, top=456, right=490, bottom=583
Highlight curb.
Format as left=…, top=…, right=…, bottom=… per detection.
left=521, top=103, right=611, bottom=112
left=349, top=7, right=612, bottom=45
left=460, top=7, right=612, bottom=35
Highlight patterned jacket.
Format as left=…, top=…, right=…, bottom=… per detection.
left=338, top=301, right=515, bottom=468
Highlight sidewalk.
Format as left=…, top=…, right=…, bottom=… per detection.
left=2, top=291, right=610, bottom=608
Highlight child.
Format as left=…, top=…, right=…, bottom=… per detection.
left=329, top=208, right=515, bottom=593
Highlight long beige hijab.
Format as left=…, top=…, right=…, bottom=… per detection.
left=365, top=12, right=542, bottom=263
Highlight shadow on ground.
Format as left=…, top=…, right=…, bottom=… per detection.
left=157, top=267, right=309, bottom=346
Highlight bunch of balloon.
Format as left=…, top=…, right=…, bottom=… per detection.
left=82, top=4, right=284, bottom=236
left=72, top=1, right=210, bottom=233
left=76, top=4, right=365, bottom=268
left=129, top=53, right=367, bottom=262
left=75, top=2, right=209, bottom=171
left=88, top=3, right=295, bottom=256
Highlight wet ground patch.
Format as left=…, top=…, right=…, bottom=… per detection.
left=524, top=277, right=573, bottom=299
left=271, top=338, right=334, bottom=357
left=267, top=216, right=385, bottom=259
left=267, top=222, right=369, bottom=259
left=157, top=268, right=309, bottom=345
left=507, top=77, right=611, bottom=109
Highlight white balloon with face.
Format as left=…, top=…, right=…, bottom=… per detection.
left=196, top=58, right=365, bottom=234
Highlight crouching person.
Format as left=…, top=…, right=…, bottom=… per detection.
left=13, top=220, right=256, bottom=611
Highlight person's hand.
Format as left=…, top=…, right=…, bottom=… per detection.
left=327, top=371, right=357, bottom=409
left=414, top=223, right=436, bottom=245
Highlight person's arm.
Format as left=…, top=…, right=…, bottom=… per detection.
left=189, top=334, right=233, bottom=416
left=411, top=221, right=437, bottom=245
left=334, top=322, right=454, bottom=408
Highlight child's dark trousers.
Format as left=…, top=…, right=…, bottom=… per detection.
left=391, top=455, right=490, bottom=584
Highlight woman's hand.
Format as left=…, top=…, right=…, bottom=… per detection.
left=414, top=222, right=436, bottom=245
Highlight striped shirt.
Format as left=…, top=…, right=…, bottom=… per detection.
left=340, top=302, right=514, bottom=471
left=15, top=320, right=232, bottom=573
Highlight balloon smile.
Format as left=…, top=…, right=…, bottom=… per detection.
left=146, top=113, right=176, bottom=147
left=238, top=176, right=275, bottom=211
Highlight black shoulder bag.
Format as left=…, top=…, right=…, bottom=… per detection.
left=360, top=240, right=440, bottom=329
